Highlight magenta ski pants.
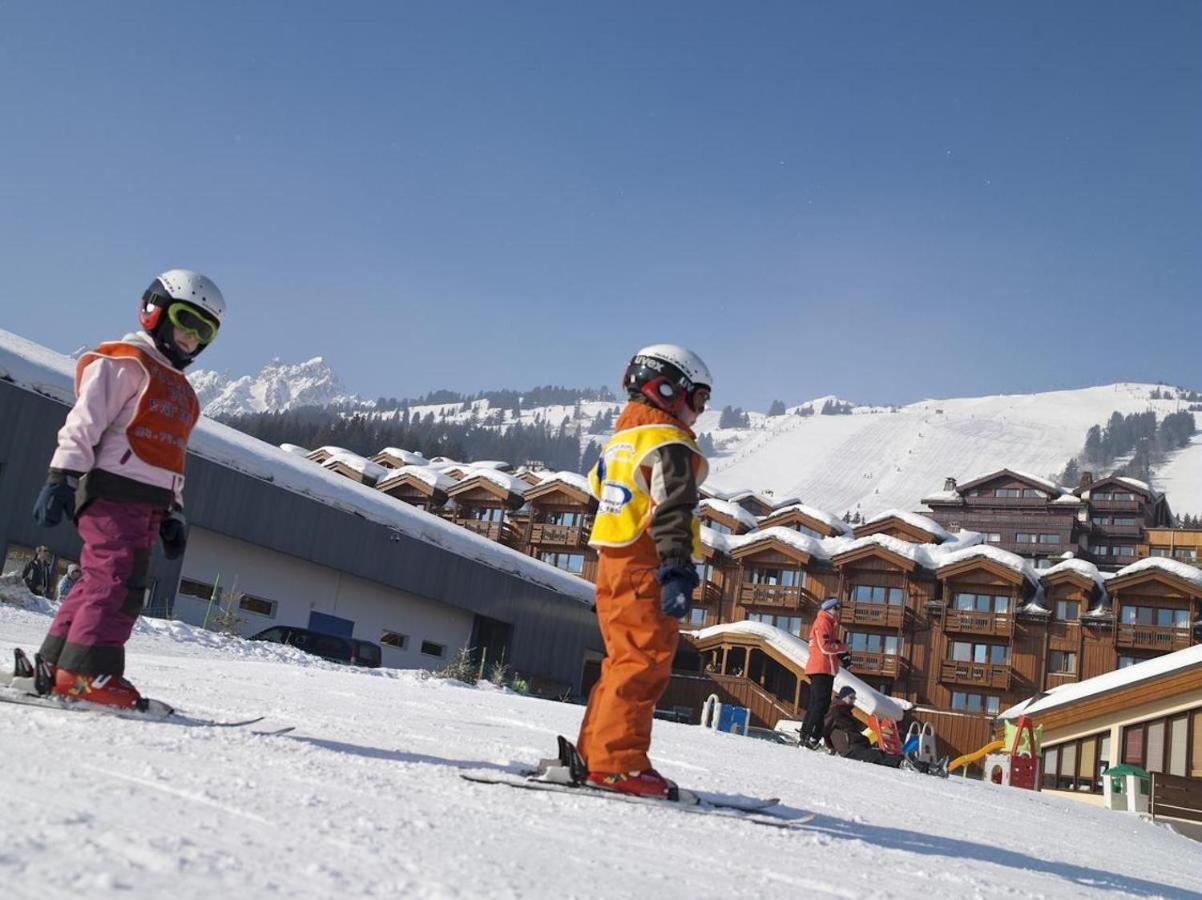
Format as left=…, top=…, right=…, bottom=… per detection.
left=40, top=498, right=163, bottom=676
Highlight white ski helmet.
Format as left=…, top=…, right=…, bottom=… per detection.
left=623, top=343, right=713, bottom=416
left=139, top=268, right=226, bottom=369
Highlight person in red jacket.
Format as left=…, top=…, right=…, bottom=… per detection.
left=800, top=596, right=850, bottom=750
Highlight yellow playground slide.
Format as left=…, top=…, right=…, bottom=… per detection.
left=949, top=739, right=1005, bottom=773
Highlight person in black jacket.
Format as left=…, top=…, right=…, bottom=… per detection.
left=22, top=546, right=55, bottom=597
left=823, top=687, right=946, bottom=776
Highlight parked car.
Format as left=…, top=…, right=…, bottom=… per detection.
left=249, top=626, right=382, bottom=668
left=745, top=726, right=797, bottom=746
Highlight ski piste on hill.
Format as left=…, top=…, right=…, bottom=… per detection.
left=1, top=597, right=1199, bottom=899
left=191, top=358, right=1202, bottom=517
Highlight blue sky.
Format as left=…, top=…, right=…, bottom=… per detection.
left=1, top=1, right=1198, bottom=409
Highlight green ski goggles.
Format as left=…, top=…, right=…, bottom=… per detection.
left=166, top=302, right=220, bottom=344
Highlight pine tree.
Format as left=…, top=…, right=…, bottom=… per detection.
left=767, top=400, right=787, bottom=416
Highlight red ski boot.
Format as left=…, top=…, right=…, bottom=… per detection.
left=53, top=668, right=144, bottom=709
left=586, top=769, right=672, bottom=798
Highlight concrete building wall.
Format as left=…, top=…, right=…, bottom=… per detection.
left=175, top=527, right=476, bottom=670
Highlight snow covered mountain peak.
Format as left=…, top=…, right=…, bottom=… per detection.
left=190, top=356, right=357, bottom=417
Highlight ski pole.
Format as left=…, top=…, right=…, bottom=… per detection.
left=202, top=574, right=221, bottom=630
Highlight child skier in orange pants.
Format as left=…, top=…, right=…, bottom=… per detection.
left=575, top=344, right=712, bottom=797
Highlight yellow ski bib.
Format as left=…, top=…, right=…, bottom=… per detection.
left=587, top=424, right=708, bottom=559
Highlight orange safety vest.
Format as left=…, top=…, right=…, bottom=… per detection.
left=75, top=341, right=199, bottom=475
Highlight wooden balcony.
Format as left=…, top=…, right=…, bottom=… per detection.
left=738, top=583, right=803, bottom=608
left=692, top=582, right=724, bottom=605
left=456, top=519, right=523, bottom=548
left=1116, top=624, right=1194, bottom=653
left=942, top=609, right=1014, bottom=637
left=962, top=496, right=1051, bottom=509
left=1092, top=523, right=1143, bottom=538
left=528, top=522, right=589, bottom=547
left=940, top=660, right=1011, bottom=690
left=843, top=600, right=906, bottom=629
left=850, top=651, right=901, bottom=678
left=1090, top=498, right=1143, bottom=513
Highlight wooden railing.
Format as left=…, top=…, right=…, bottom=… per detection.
left=457, top=519, right=522, bottom=548
left=940, top=660, right=1011, bottom=690
left=1151, top=772, right=1202, bottom=824
left=738, top=583, right=802, bottom=607
left=709, top=673, right=801, bottom=727
left=843, top=600, right=905, bottom=629
left=850, top=651, right=901, bottom=677
left=1116, top=624, right=1193, bottom=653
left=529, top=523, right=589, bottom=546
left=1090, top=499, right=1143, bottom=512
left=943, top=609, right=1014, bottom=637
left=692, top=582, right=724, bottom=604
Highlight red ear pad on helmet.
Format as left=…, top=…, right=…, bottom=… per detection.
left=139, top=303, right=164, bottom=331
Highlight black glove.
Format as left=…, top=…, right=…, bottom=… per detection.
left=32, top=469, right=79, bottom=527
left=656, top=560, right=700, bottom=619
left=839, top=652, right=853, bottom=670
left=160, top=508, right=188, bottom=560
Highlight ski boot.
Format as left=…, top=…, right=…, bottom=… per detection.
left=586, top=769, right=673, bottom=798
left=9, top=649, right=55, bottom=695
left=53, top=668, right=146, bottom=710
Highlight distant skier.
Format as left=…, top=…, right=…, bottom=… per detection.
left=824, top=687, right=946, bottom=776
left=30, top=269, right=225, bottom=708
left=575, top=344, right=712, bottom=797
left=799, top=596, right=849, bottom=749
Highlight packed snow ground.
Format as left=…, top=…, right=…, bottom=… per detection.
left=2, top=607, right=1199, bottom=899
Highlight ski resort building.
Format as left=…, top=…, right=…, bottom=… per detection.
left=0, top=331, right=603, bottom=695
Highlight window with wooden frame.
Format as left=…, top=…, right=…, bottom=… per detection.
left=1041, top=732, right=1109, bottom=793
left=948, top=640, right=1008, bottom=665
left=851, top=584, right=903, bottom=606
left=1122, top=710, right=1201, bottom=777
left=1054, top=600, right=1079, bottom=622
left=1047, top=650, right=1077, bottom=674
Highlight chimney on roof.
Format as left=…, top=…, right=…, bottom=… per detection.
left=1079, top=471, right=1094, bottom=489
left=943, top=477, right=957, bottom=492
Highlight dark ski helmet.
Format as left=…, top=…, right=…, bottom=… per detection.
left=138, top=269, right=226, bottom=369
left=623, top=344, right=713, bottom=418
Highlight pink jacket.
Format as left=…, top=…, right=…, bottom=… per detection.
left=805, top=610, right=848, bottom=676
left=50, top=331, right=189, bottom=506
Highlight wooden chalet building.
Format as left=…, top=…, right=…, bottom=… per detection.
left=923, top=469, right=1086, bottom=567
left=444, top=469, right=529, bottom=551
left=1140, top=527, right=1202, bottom=567
left=375, top=465, right=456, bottom=512
left=1076, top=474, right=1173, bottom=571
left=521, top=472, right=598, bottom=580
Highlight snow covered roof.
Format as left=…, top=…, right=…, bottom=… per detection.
left=528, top=471, right=592, bottom=497
left=861, top=509, right=952, bottom=542
left=1007, top=470, right=1063, bottom=495
left=920, top=489, right=961, bottom=505
left=1110, top=556, right=1202, bottom=590
left=759, top=502, right=852, bottom=536
left=1116, top=476, right=1153, bottom=494
left=1000, top=644, right=1202, bottom=721
left=321, top=450, right=388, bottom=482
left=933, top=544, right=1039, bottom=585
left=279, top=443, right=310, bottom=456
left=308, top=445, right=351, bottom=459
left=375, top=447, right=429, bottom=466
left=376, top=464, right=458, bottom=493
left=1040, top=558, right=1110, bottom=591
left=453, top=467, right=530, bottom=497
left=1050, top=493, right=1084, bottom=506
left=724, top=526, right=829, bottom=560
left=699, top=498, right=759, bottom=531
left=0, top=329, right=595, bottom=606
left=686, top=620, right=910, bottom=721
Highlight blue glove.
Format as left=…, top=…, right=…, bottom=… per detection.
left=32, top=470, right=79, bottom=527
left=160, top=508, right=188, bottom=560
left=656, top=560, right=700, bottom=619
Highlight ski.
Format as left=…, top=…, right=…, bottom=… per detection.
left=459, top=769, right=815, bottom=830
left=0, top=687, right=273, bottom=729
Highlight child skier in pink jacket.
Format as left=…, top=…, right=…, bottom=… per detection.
left=30, top=269, right=225, bottom=709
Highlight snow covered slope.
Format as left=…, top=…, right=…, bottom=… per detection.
left=2, top=604, right=1199, bottom=899
left=700, top=383, right=1202, bottom=518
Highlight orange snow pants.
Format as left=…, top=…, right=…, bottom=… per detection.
left=576, top=535, right=679, bottom=774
